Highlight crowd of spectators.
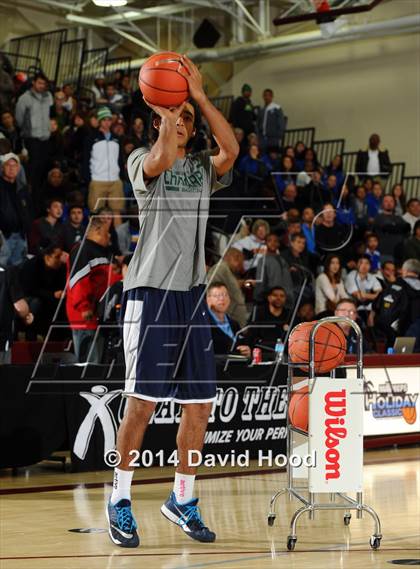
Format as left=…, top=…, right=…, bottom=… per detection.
left=0, top=71, right=419, bottom=364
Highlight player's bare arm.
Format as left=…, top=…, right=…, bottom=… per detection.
left=142, top=101, right=186, bottom=178
left=178, top=55, right=239, bottom=176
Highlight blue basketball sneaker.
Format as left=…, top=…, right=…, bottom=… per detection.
left=160, top=492, right=216, bottom=543
left=106, top=499, right=139, bottom=547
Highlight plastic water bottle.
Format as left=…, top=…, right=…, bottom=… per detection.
left=275, top=338, right=284, bottom=362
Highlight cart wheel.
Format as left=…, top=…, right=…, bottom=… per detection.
left=369, top=535, right=381, bottom=550
left=267, top=514, right=276, bottom=527
left=344, top=514, right=351, bottom=526
left=287, top=536, right=297, bottom=551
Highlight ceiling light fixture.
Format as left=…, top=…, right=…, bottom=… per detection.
left=92, top=0, right=127, bottom=7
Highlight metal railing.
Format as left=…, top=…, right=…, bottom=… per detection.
left=402, top=176, right=420, bottom=199
left=313, top=138, right=345, bottom=168
left=283, top=127, right=315, bottom=149
left=8, top=29, right=68, bottom=81
left=105, top=56, right=131, bottom=79
left=54, top=38, right=86, bottom=90
left=385, top=162, right=406, bottom=192
left=0, top=51, right=41, bottom=74
left=79, top=47, right=108, bottom=90
left=209, top=95, right=233, bottom=119
left=342, top=151, right=359, bottom=174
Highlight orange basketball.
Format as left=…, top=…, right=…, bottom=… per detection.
left=139, top=51, right=189, bottom=107
left=288, top=387, right=308, bottom=431
left=288, top=321, right=346, bottom=374
left=402, top=406, right=417, bottom=425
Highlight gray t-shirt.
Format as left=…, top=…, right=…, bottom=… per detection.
left=123, top=147, right=231, bottom=292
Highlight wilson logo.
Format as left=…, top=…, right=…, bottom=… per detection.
left=324, top=389, right=347, bottom=480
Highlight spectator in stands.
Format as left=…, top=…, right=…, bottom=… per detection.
left=294, top=141, right=306, bottom=170
left=366, top=181, right=383, bottom=220
left=120, top=75, right=133, bottom=106
left=261, top=145, right=281, bottom=173
left=207, top=248, right=249, bottom=328
left=62, top=84, right=76, bottom=114
left=377, top=260, right=396, bottom=287
left=64, top=113, right=89, bottom=163
left=15, top=72, right=53, bottom=200
left=273, top=155, right=295, bottom=194
left=130, top=116, right=149, bottom=148
left=373, top=194, right=411, bottom=262
left=355, top=133, right=391, bottom=180
left=50, top=90, right=70, bottom=133
left=399, top=258, right=420, bottom=335
left=351, top=185, right=369, bottom=230
left=41, top=167, right=73, bottom=203
left=365, top=233, right=381, bottom=272
left=280, top=182, right=298, bottom=212
left=249, top=286, right=290, bottom=348
left=0, top=153, right=32, bottom=265
left=66, top=216, right=122, bottom=363
left=334, top=298, right=371, bottom=355
left=95, top=206, right=123, bottom=258
left=403, top=220, right=420, bottom=261
left=335, top=185, right=355, bottom=226
left=0, top=265, right=34, bottom=364
left=28, top=197, right=63, bottom=255
left=256, top=88, right=286, bottom=152
left=301, top=207, right=316, bottom=253
left=206, top=282, right=251, bottom=358
left=391, top=183, right=406, bottom=216
left=61, top=205, right=86, bottom=253
left=254, top=232, right=294, bottom=305
left=238, top=144, right=266, bottom=178
left=48, top=118, right=65, bottom=166
left=83, top=106, right=124, bottom=225
left=233, top=218, right=269, bottom=273
left=315, top=254, right=347, bottom=315
left=229, top=84, right=255, bottom=135
left=324, top=174, right=340, bottom=202
left=402, top=198, right=420, bottom=233
left=304, top=148, right=319, bottom=170
left=345, top=255, right=382, bottom=322
left=297, top=301, right=315, bottom=324
left=315, top=203, right=348, bottom=257
left=0, top=111, right=23, bottom=155
left=112, top=117, right=126, bottom=139
left=299, top=169, right=327, bottom=211
left=323, top=154, right=345, bottom=190
left=232, top=127, right=247, bottom=165
left=19, top=244, right=66, bottom=338
left=105, top=83, right=123, bottom=114
left=116, top=204, right=140, bottom=255
left=281, top=232, right=313, bottom=301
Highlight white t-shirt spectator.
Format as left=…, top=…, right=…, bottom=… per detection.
left=402, top=211, right=419, bottom=233
left=315, top=273, right=347, bottom=314
left=367, top=149, right=381, bottom=176
left=345, top=270, right=382, bottom=312
left=233, top=234, right=267, bottom=271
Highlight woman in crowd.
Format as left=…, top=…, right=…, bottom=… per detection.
left=391, top=183, right=406, bottom=216
left=315, top=254, right=347, bottom=315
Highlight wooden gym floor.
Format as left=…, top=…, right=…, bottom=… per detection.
left=1, top=447, right=419, bottom=569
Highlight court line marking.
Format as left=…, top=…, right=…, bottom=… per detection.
left=1, top=456, right=418, bottom=496
left=2, top=548, right=419, bottom=562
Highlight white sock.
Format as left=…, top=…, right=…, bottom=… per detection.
left=173, top=472, right=195, bottom=504
left=111, top=468, right=134, bottom=504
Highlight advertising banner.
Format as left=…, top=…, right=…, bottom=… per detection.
left=308, top=377, right=363, bottom=493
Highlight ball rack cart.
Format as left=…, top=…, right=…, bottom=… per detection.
left=267, top=316, right=382, bottom=551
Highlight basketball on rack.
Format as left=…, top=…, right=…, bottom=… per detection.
left=288, top=386, right=308, bottom=431
left=288, top=321, right=347, bottom=374
left=139, top=51, right=189, bottom=107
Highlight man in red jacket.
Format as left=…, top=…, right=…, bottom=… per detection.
left=66, top=216, right=121, bottom=363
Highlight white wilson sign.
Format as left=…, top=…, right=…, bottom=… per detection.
left=308, top=377, right=363, bottom=493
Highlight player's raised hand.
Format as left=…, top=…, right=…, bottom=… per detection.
left=143, top=98, right=185, bottom=122
left=178, top=55, right=205, bottom=102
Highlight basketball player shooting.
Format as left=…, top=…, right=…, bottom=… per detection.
left=106, top=56, right=239, bottom=548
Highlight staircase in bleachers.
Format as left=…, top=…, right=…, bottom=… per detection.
left=1, top=28, right=419, bottom=198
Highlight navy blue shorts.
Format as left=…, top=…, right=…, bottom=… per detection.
left=122, top=286, right=216, bottom=403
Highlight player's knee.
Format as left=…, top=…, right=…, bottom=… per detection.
left=126, top=397, right=156, bottom=422
left=184, top=402, right=212, bottom=423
